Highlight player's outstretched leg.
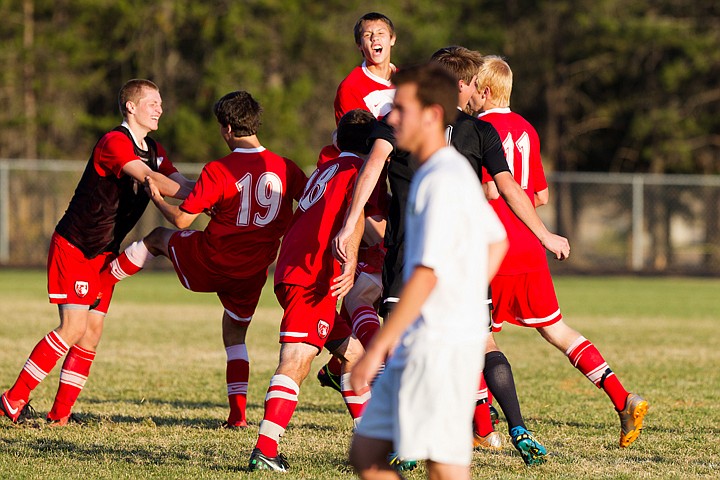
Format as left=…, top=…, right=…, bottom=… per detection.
left=101, top=239, right=155, bottom=286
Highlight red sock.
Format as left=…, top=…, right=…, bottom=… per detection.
left=473, top=373, right=494, bottom=436
left=255, top=375, right=299, bottom=457
left=7, top=331, right=69, bottom=402
left=327, top=355, right=342, bottom=377
left=566, top=336, right=629, bottom=410
left=340, top=372, right=370, bottom=422
left=103, top=241, right=153, bottom=286
left=351, top=306, right=380, bottom=348
left=48, top=345, right=96, bottom=420
left=226, top=344, right=249, bottom=426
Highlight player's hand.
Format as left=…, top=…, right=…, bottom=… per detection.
left=144, top=176, right=161, bottom=199
left=331, top=260, right=356, bottom=299
left=350, top=349, right=384, bottom=393
left=542, top=233, right=570, bottom=260
left=332, top=225, right=353, bottom=263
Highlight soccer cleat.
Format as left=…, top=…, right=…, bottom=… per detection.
left=618, top=393, right=649, bottom=448
left=0, top=391, right=36, bottom=424
left=316, top=363, right=342, bottom=393
left=489, top=404, right=500, bottom=426
left=510, top=426, right=547, bottom=466
left=474, top=430, right=504, bottom=450
left=220, top=419, right=248, bottom=430
left=46, top=412, right=82, bottom=427
left=387, top=452, right=418, bottom=472
left=248, top=448, right=290, bottom=472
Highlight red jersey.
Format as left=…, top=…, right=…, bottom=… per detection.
left=275, top=152, right=365, bottom=293
left=180, top=146, right=307, bottom=278
left=317, top=144, right=341, bottom=167
left=55, top=126, right=177, bottom=258
left=478, top=108, right=548, bottom=274
left=334, top=62, right=395, bottom=124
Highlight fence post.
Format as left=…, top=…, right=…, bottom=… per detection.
left=631, top=175, right=644, bottom=271
left=0, top=160, right=8, bottom=264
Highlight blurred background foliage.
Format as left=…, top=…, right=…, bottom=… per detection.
left=1, top=0, right=718, bottom=173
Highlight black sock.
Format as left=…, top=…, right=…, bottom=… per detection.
left=484, top=351, right=526, bottom=433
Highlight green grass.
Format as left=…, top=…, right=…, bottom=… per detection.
left=1, top=270, right=719, bottom=479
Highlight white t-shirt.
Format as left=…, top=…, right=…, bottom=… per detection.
left=396, top=146, right=506, bottom=358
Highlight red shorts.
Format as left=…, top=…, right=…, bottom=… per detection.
left=490, top=269, right=562, bottom=332
left=357, top=242, right=387, bottom=274
left=275, top=283, right=352, bottom=350
left=47, top=232, right=115, bottom=314
left=168, top=230, right=266, bottom=321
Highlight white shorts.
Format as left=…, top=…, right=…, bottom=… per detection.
left=356, top=338, right=484, bottom=466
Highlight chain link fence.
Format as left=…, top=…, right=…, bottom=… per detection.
left=2, top=159, right=719, bottom=275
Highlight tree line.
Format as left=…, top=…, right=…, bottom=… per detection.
left=1, top=0, right=718, bottom=175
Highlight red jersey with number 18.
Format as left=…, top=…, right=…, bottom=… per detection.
left=275, top=152, right=365, bottom=294
left=479, top=108, right=548, bottom=274
left=179, top=146, right=307, bottom=278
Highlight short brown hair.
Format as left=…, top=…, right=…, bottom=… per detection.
left=354, top=12, right=395, bottom=45
left=213, top=91, right=262, bottom=137
left=430, top=46, right=483, bottom=85
left=118, top=79, right=159, bottom=117
left=392, top=63, right=458, bottom=127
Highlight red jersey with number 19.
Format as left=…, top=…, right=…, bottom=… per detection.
left=179, top=146, right=307, bottom=278
left=479, top=108, right=548, bottom=274
left=275, top=152, right=364, bottom=293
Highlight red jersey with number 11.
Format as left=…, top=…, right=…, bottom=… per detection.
left=179, top=146, right=307, bottom=278
left=479, top=108, right=548, bottom=274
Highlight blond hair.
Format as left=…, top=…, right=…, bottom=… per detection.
left=476, top=55, right=513, bottom=107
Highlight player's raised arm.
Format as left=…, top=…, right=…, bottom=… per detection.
left=332, top=137, right=392, bottom=262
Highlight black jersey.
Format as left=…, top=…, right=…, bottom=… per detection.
left=447, top=110, right=510, bottom=179
left=55, top=126, right=161, bottom=259
left=371, top=111, right=508, bottom=307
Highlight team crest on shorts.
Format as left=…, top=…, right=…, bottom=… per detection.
left=317, top=320, right=330, bottom=339
left=74, top=281, right=89, bottom=298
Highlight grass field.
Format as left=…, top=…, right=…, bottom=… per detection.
left=1, top=269, right=719, bottom=479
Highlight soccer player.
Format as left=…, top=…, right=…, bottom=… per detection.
left=471, top=55, right=649, bottom=449
left=247, top=109, right=379, bottom=472
left=333, top=46, right=563, bottom=463
left=0, top=79, right=193, bottom=425
left=317, top=11, right=397, bottom=392
left=99, top=90, right=307, bottom=429
left=349, top=62, right=508, bottom=480
left=432, top=46, right=546, bottom=464
left=334, top=12, right=397, bottom=124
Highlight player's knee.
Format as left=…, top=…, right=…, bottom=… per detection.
left=144, top=227, right=171, bottom=255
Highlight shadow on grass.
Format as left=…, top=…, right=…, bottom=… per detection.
left=0, top=436, right=248, bottom=473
